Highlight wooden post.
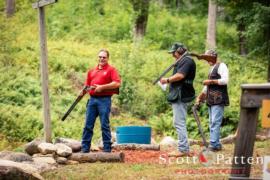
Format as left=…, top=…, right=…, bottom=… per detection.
left=33, top=0, right=57, bottom=143
left=230, top=84, right=270, bottom=179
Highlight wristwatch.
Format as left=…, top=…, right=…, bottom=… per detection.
left=167, top=78, right=170, bottom=83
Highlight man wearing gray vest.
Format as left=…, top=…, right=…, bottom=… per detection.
left=196, top=49, right=229, bottom=151
left=160, top=42, right=196, bottom=157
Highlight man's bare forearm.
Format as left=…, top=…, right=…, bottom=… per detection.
left=100, top=81, right=120, bottom=90
left=168, top=73, right=185, bottom=83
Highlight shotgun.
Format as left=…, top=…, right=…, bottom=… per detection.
left=61, top=86, right=91, bottom=121
left=152, top=51, right=188, bottom=85
left=192, top=104, right=208, bottom=148
left=61, top=86, right=119, bottom=121
left=190, top=53, right=216, bottom=64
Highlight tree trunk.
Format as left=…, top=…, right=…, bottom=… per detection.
left=158, top=0, right=163, bottom=7
left=131, top=0, right=150, bottom=40
left=6, top=0, right=15, bottom=18
left=238, top=21, right=248, bottom=56
left=267, top=48, right=270, bottom=82
left=68, top=152, right=125, bottom=163
left=176, top=0, right=181, bottom=10
left=206, top=0, right=217, bottom=50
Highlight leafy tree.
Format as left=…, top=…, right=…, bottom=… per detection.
left=219, top=0, right=270, bottom=80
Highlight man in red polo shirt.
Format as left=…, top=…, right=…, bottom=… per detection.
left=81, top=49, right=121, bottom=153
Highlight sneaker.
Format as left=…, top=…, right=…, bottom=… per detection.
left=208, top=146, right=222, bottom=152
left=168, top=151, right=194, bottom=157
left=103, top=149, right=112, bottom=153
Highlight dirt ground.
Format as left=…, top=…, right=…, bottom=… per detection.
left=43, top=141, right=270, bottom=179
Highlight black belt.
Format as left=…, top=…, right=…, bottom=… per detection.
left=91, top=95, right=112, bottom=98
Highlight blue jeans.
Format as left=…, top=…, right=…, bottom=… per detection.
left=208, top=105, right=224, bottom=149
left=172, top=100, right=189, bottom=152
left=81, top=96, right=112, bottom=152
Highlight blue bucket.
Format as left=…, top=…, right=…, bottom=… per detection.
left=116, top=126, right=151, bottom=144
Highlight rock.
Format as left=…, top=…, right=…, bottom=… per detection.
left=0, top=160, right=43, bottom=180
left=55, top=143, right=72, bottom=157
left=24, top=139, right=44, bottom=155
left=56, top=157, right=68, bottom=165
left=38, top=143, right=56, bottom=155
left=22, top=161, right=57, bottom=173
left=55, top=138, right=81, bottom=152
left=32, top=153, right=54, bottom=158
left=159, top=136, right=177, bottom=147
left=66, top=160, right=79, bottom=165
left=33, top=156, right=57, bottom=165
left=0, top=151, right=32, bottom=162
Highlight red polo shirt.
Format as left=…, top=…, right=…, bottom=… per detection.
left=85, top=64, right=121, bottom=96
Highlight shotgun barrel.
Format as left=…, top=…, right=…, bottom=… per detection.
left=61, top=86, right=119, bottom=121
left=152, top=51, right=188, bottom=85
left=192, top=104, right=208, bottom=148
left=61, top=86, right=89, bottom=121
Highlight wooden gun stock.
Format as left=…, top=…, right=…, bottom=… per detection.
left=190, top=53, right=216, bottom=64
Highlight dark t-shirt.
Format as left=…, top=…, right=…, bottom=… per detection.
left=170, top=55, right=196, bottom=102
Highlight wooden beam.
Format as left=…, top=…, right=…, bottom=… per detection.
left=32, top=0, right=57, bottom=9
left=38, top=7, right=52, bottom=143
left=230, top=83, right=270, bottom=179
left=241, top=89, right=270, bottom=108
left=230, top=108, right=259, bottom=177
left=241, top=83, right=270, bottom=90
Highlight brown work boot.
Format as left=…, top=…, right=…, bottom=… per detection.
left=168, top=151, right=194, bottom=157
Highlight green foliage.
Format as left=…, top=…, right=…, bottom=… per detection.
left=149, top=111, right=176, bottom=137
left=0, top=0, right=268, bottom=144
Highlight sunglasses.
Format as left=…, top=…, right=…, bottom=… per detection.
left=99, top=56, right=107, bottom=59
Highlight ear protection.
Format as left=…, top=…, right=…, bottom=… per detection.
left=176, top=46, right=186, bottom=54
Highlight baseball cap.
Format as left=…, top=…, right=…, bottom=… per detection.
left=204, top=49, right=217, bottom=57
left=168, top=42, right=186, bottom=53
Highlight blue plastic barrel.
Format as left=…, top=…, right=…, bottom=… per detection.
left=116, top=126, right=151, bottom=144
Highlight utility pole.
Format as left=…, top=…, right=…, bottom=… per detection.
left=32, top=0, right=57, bottom=143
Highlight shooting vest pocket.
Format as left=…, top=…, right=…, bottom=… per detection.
left=207, top=90, right=223, bottom=105
left=167, top=87, right=181, bottom=103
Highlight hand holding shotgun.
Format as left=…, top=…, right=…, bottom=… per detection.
left=152, top=51, right=188, bottom=85
left=61, top=85, right=119, bottom=121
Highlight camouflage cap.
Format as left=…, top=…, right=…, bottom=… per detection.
left=168, top=42, right=186, bottom=53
